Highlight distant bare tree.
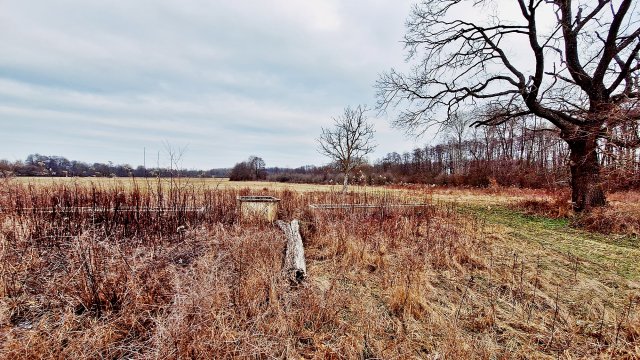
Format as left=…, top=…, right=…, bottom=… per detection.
left=163, top=141, right=188, bottom=192
left=229, top=156, right=267, bottom=181
left=163, top=141, right=188, bottom=178
left=318, top=105, right=376, bottom=193
left=443, top=112, right=473, bottom=174
left=229, top=161, right=252, bottom=181
left=248, top=156, right=267, bottom=180
left=0, top=160, right=13, bottom=178
left=377, top=0, right=640, bottom=212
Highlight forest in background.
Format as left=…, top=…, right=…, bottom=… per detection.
left=3, top=118, right=639, bottom=191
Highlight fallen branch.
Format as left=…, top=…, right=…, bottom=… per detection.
left=276, top=219, right=307, bottom=284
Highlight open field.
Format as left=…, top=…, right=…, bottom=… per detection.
left=12, top=177, right=347, bottom=193
left=12, top=176, right=552, bottom=203
left=0, top=177, right=638, bottom=358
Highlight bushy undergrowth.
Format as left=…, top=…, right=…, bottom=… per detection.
left=573, top=207, right=640, bottom=236
left=0, top=180, right=637, bottom=358
left=512, top=189, right=640, bottom=236
left=514, top=191, right=573, bottom=219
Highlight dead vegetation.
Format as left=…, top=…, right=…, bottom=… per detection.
left=512, top=189, right=640, bottom=237
left=572, top=207, right=640, bottom=236
left=0, top=179, right=638, bottom=358
left=514, top=191, right=573, bottom=219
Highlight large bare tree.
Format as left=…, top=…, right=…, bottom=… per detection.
left=318, top=105, right=376, bottom=193
left=377, top=0, right=640, bottom=211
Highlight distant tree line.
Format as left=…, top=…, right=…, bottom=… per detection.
left=0, top=154, right=229, bottom=178
left=374, top=119, right=569, bottom=188
left=373, top=118, right=639, bottom=191
left=265, top=118, right=640, bottom=191
left=4, top=120, right=639, bottom=191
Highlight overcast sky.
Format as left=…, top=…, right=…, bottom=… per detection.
left=0, top=0, right=428, bottom=169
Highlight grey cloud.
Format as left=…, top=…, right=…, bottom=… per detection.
left=0, top=0, right=414, bottom=168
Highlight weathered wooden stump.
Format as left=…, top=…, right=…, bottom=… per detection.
left=276, top=219, right=307, bottom=284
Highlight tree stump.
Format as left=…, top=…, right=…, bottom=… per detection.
left=276, top=220, right=307, bottom=284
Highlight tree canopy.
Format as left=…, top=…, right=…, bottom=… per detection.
left=377, top=0, right=640, bottom=211
left=317, top=105, right=376, bottom=192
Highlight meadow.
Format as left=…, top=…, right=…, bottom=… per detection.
left=0, top=177, right=638, bottom=358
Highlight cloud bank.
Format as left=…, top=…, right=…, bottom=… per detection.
left=0, top=0, right=419, bottom=168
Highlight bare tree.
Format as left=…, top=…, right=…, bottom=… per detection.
left=162, top=141, right=188, bottom=192
left=248, top=156, right=267, bottom=180
left=0, top=160, right=13, bottom=178
left=443, top=112, right=473, bottom=174
left=318, top=105, right=376, bottom=193
left=377, top=0, right=640, bottom=212
left=229, top=156, right=267, bottom=181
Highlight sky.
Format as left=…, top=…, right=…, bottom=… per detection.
left=0, top=0, right=426, bottom=169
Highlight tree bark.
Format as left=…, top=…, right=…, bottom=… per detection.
left=342, top=172, right=349, bottom=194
left=567, top=135, right=606, bottom=212
left=276, top=220, right=307, bottom=284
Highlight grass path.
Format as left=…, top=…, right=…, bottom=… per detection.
left=465, top=205, right=640, bottom=282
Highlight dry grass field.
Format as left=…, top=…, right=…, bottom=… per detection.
left=0, top=177, right=638, bottom=358
left=12, top=177, right=346, bottom=193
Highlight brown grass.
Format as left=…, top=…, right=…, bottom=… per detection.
left=514, top=190, right=573, bottom=219
left=511, top=189, right=640, bottom=236
left=0, top=179, right=638, bottom=358
left=573, top=207, right=640, bottom=236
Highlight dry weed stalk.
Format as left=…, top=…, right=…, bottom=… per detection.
left=0, top=182, right=637, bottom=358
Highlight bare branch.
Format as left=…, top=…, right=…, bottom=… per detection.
left=377, top=0, right=640, bottom=211
left=317, top=106, right=377, bottom=191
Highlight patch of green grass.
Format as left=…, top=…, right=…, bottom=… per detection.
left=462, top=205, right=640, bottom=281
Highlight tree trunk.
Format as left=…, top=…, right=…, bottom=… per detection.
left=276, top=220, right=307, bottom=284
left=567, top=136, right=606, bottom=212
left=342, top=172, right=349, bottom=194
